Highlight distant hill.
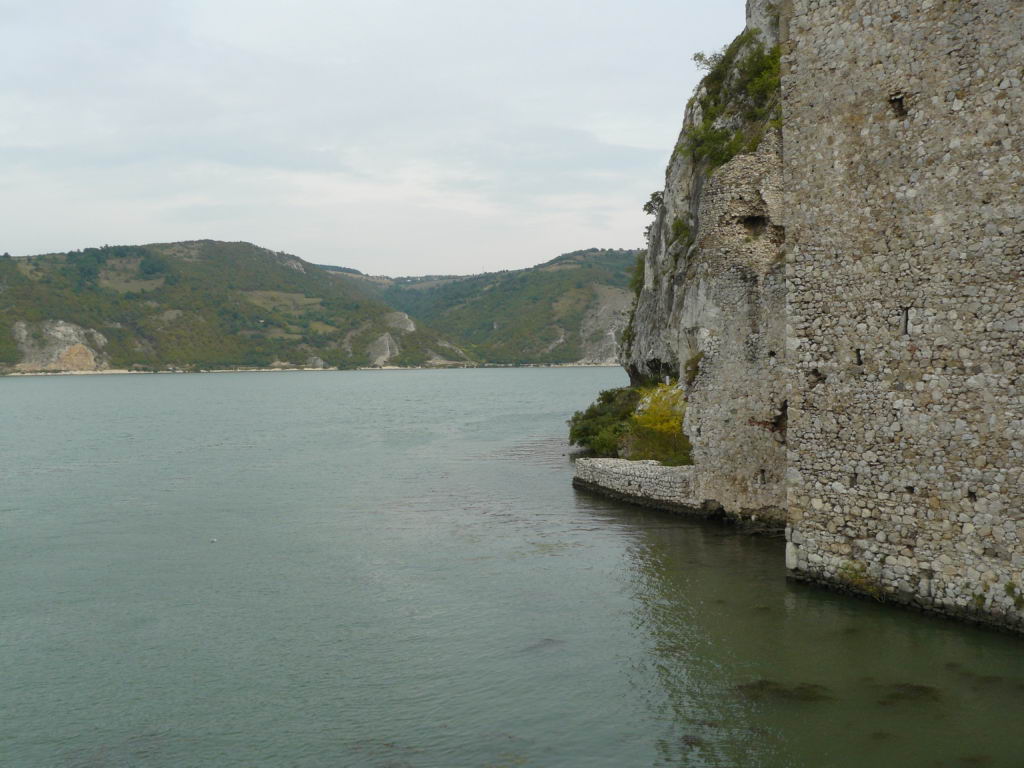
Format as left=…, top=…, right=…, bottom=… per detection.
left=0, top=241, right=466, bottom=372
left=0, top=242, right=638, bottom=373
left=343, top=249, right=639, bottom=365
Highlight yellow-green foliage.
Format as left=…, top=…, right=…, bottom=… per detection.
left=625, top=383, right=693, bottom=466
left=569, top=384, right=693, bottom=466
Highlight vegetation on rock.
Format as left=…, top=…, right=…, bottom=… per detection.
left=628, top=251, right=646, bottom=297
left=569, top=387, right=643, bottom=457
left=569, top=383, right=692, bottom=466
left=681, top=29, right=781, bottom=171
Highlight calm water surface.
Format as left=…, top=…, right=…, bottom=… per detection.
left=1, top=369, right=1022, bottom=767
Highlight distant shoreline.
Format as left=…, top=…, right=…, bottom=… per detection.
left=1, top=362, right=621, bottom=378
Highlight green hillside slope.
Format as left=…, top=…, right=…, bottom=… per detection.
left=0, top=241, right=460, bottom=371
left=349, top=249, right=639, bottom=365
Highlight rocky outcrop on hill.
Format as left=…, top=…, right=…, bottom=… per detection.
left=577, top=285, right=633, bottom=364
left=13, top=320, right=108, bottom=372
left=366, top=248, right=638, bottom=365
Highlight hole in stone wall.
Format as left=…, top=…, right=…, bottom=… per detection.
left=905, top=485, right=917, bottom=495
left=967, top=490, right=977, bottom=502
left=901, top=308, right=911, bottom=336
left=850, top=473, right=859, bottom=487
left=759, top=469, right=767, bottom=485
left=856, top=349, right=864, bottom=365
left=809, top=368, right=827, bottom=387
left=889, top=92, right=908, bottom=117
left=740, top=215, right=769, bottom=238
left=768, top=350, right=777, bottom=358
left=773, top=400, right=788, bottom=444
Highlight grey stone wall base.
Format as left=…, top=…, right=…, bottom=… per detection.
left=572, top=466, right=785, bottom=535
left=786, top=571, right=1024, bottom=637
left=572, top=476, right=719, bottom=517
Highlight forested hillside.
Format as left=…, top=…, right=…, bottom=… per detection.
left=347, top=249, right=638, bottom=364
left=0, top=242, right=638, bottom=372
left=0, top=241, right=458, bottom=371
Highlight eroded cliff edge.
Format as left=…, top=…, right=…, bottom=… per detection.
left=618, top=1, right=787, bottom=525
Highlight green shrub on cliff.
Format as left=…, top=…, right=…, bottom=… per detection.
left=681, top=29, right=781, bottom=171
left=569, top=383, right=692, bottom=465
left=569, top=387, right=642, bottom=457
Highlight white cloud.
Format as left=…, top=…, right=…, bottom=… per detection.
left=0, top=0, right=745, bottom=274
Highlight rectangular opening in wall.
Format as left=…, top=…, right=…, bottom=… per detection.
left=856, top=349, right=864, bottom=366
left=889, top=92, right=908, bottom=117
left=905, top=485, right=916, bottom=495
left=850, top=473, right=858, bottom=487
left=901, top=308, right=911, bottom=336
left=773, top=401, right=788, bottom=445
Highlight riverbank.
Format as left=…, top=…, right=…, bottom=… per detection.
left=1, top=362, right=621, bottom=377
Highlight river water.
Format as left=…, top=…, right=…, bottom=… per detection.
left=1, top=368, right=1021, bottom=767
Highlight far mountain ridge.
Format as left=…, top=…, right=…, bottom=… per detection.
left=336, top=248, right=640, bottom=365
left=317, top=247, right=637, bottom=282
left=0, top=241, right=638, bottom=373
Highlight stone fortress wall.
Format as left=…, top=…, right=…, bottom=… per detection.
left=581, top=0, right=1023, bottom=632
left=781, top=0, right=1024, bottom=631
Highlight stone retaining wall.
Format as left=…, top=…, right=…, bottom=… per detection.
left=573, top=458, right=784, bottom=531
left=573, top=459, right=703, bottom=513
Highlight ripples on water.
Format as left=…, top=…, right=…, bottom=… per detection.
left=1, top=368, right=1022, bottom=767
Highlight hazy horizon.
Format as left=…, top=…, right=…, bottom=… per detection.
left=4, top=1, right=744, bottom=276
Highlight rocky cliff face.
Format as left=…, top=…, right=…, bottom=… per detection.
left=577, top=285, right=633, bottom=364
left=13, top=320, right=108, bottom=372
left=620, top=0, right=787, bottom=521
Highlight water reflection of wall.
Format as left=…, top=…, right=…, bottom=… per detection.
left=577, top=492, right=1024, bottom=767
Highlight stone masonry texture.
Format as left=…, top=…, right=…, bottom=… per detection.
left=782, top=0, right=1024, bottom=631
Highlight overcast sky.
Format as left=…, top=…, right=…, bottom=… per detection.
left=3, top=1, right=743, bottom=275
